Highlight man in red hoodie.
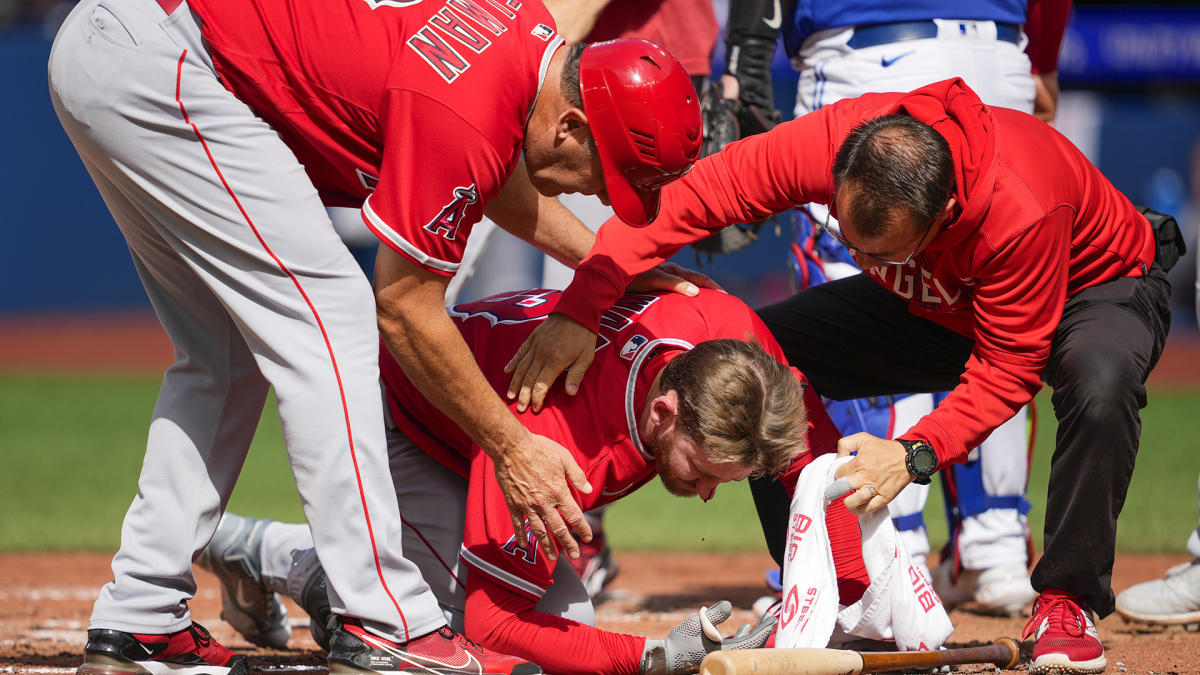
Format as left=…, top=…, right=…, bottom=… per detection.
left=505, top=78, right=1184, bottom=674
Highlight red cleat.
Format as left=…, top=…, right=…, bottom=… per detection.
left=327, top=618, right=542, bottom=674
left=1023, top=589, right=1107, bottom=674
left=78, top=622, right=247, bottom=675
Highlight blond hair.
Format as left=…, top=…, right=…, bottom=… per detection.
left=658, top=339, right=807, bottom=476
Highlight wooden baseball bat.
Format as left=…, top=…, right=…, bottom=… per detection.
left=700, top=637, right=1021, bottom=675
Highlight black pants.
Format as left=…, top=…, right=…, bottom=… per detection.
left=754, top=269, right=1171, bottom=617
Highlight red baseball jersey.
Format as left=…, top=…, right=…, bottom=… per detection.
left=187, top=0, right=561, bottom=277
left=381, top=287, right=838, bottom=599
left=555, top=78, right=1155, bottom=468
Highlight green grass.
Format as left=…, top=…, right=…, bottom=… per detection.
left=2, top=373, right=1198, bottom=554
left=0, top=373, right=303, bottom=551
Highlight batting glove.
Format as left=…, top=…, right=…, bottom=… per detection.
left=640, top=601, right=776, bottom=674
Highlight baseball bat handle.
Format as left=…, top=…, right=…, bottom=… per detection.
left=860, top=638, right=1021, bottom=672
left=701, top=648, right=865, bottom=675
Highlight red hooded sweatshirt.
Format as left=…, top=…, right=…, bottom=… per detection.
left=556, top=79, right=1154, bottom=467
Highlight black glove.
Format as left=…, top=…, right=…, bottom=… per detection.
left=690, top=83, right=770, bottom=258
left=640, top=601, right=776, bottom=675
left=691, top=0, right=786, bottom=260
left=726, top=35, right=778, bottom=115
left=700, top=81, right=740, bottom=159
left=724, top=0, right=785, bottom=116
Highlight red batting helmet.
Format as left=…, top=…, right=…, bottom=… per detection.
left=579, top=39, right=703, bottom=226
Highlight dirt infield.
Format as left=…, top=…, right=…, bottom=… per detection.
left=2, top=552, right=1198, bottom=674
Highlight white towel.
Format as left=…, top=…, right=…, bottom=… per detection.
left=775, top=455, right=953, bottom=651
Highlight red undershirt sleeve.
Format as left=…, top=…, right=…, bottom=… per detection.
left=464, top=572, right=646, bottom=675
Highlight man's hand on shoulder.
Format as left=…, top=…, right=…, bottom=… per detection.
left=627, top=261, right=723, bottom=294
left=505, top=313, right=597, bottom=413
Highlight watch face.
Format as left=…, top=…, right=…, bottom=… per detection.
left=913, top=445, right=938, bottom=474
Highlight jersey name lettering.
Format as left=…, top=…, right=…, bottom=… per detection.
left=598, top=294, right=659, bottom=333
left=407, top=0, right=523, bottom=83
left=447, top=0, right=508, bottom=34
left=408, top=26, right=469, bottom=82
left=424, top=185, right=478, bottom=240
left=481, top=0, right=518, bottom=20
left=429, top=7, right=491, bottom=53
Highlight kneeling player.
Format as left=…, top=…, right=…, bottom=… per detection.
left=201, top=288, right=870, bottom=674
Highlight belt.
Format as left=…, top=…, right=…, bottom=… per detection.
left=846, top=20, right=1021, bottom=50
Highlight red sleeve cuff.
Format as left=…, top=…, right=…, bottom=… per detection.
left=898, top=417, right=967, bottom=470
left=555, top=267, right=626, bottom=333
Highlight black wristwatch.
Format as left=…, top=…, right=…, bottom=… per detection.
left=899, top=439, right=937, bottom=485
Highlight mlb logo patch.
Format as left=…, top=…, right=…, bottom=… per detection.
left=531, top=24, right=554, bottom=40
left=620, top=335, right=648, bottom=360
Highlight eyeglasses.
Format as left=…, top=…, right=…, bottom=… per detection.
left=817, top=210, right=938, bottom=266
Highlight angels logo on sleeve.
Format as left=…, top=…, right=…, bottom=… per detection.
left=500, top=529, right=539, bottom=565
left=424, top=184, right=478, bottom=241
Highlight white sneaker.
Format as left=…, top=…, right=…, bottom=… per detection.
left=975, top=563, right=1039, bottom=614
left=197, top=514, right=292, bottom=649
left=932, top=559, right=1036, bottom=616
left=1115, top=558, right=1200, bottom=626
left=930, top=557, right=974, bottom=610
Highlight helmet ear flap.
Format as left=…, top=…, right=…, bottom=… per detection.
left=579, top=39, right=703, bottom=226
